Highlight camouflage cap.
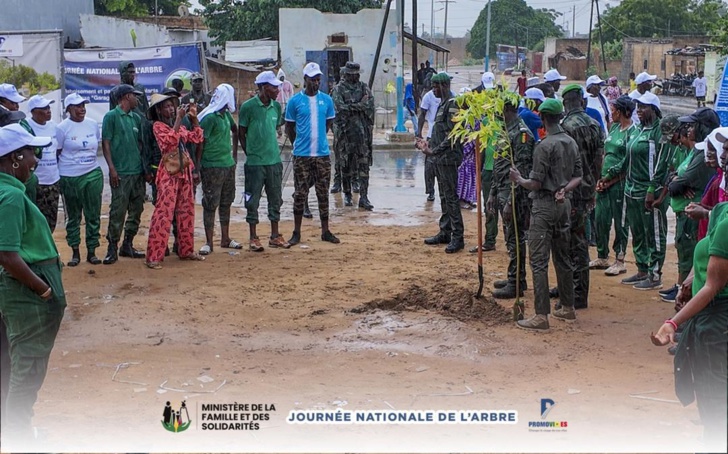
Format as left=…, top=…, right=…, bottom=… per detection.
left=660, top=114, right=681, bottom=136
left=341, top=62, right=361, bottom=75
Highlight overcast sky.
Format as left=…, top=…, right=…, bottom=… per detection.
left=189, top=0, right=607, bottom=39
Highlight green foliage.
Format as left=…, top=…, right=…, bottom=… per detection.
left=94, top=0, right=189, bottom=16
left=199, top=0, right=383, bottom=46
left=0, top=62, right=60, bottom=94
left=467, top=0, right=563, bottom=58
left=602, top=40, right=623, bottom=61
left=597, top=0, right=723, bottom=43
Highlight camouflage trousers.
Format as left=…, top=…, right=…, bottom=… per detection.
left=293, top=156, right=331, bottom=220
left=200, top=166, right=236, bottom=231
left=570, top=199, right=590, bottom=309
left=496, top=190, right=529, bottom=288
left=338, top=139, right=370, bottom=193
left=36, top=183, right=60, bottom=233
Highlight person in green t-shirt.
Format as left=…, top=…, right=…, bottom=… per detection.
left=0, top=124, right=65, bottom=449
left=101, top=84, right=150, bottom=265
left=238, top=71, right=291, bottom=252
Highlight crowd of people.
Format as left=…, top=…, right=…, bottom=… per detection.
left=1, top=59, right=726, bottom=448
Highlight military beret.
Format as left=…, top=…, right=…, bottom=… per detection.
left=538, top=98, right=564, bottom=115
left=561, top=83, right=583, bottom=97
left=430, top=72, right=451, bottom=84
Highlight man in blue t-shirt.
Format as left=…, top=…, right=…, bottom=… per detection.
left=285, top=62, right=339, bottom=245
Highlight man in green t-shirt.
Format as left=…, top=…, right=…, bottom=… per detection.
left=101, top=84, right=150, bottom=264
left=238, top=71, right=291, bottom=252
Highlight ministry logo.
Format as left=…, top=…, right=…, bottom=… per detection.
left=162, top=400, right=192, bottom=433
left=527, top=398, right=567, bottom=431
left=540, top=398, right=555, bottom=419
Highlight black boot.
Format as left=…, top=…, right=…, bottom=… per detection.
left=492, top=283, right=525, bottom=299
left=103, top=243, right=118, bottom=265
left=330, top=176, right=342, bottom=194
left=352, top=179, right=361, bottom=194
left=303, top=201, right=313, bottom=219
left=119, top=234, right=146, bottom=259
left=344, top=192, right=353, bottom=206
left=68, top=247, right=81, bottom=267
left=358, top=178, right=373, bottom=211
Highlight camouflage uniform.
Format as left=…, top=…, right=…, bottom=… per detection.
left=490, top=118, right=535, bottom=291
left=561, top=107, right=605, bottom=309
left=331, top=63, right=375, bottom=206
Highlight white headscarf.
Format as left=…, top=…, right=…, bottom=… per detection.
left=277, top=69, right=286, bottom=80
left=197, top=83, right=236, bottom=122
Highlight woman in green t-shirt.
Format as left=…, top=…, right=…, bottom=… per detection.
left=0, top=124, right=66, bottom=448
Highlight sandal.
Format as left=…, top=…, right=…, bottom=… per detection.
left=180, top=252, right=206, bottom=261
left=86, top=255, right=102, bottom=265
left=145, top=261, right=163, bottom=270
left=221, top=239, right=243, bottom=249
left=67, top=257, right=81, bottom=267
left=199, top=244, right=212, bottom=255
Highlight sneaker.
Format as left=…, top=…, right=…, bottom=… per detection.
left=426, top=193, right=435, bottom=202
left=249, top=237, right=265, bottom=252
left=444, top=240, right=464, bottom=254
left=468, top=244, right=495, bottom=252
left=660, top=286, right=678, bottom=303
left=269, top=235, right=291, bottom=249
left=621, top=273, right=648, bottom=285
left=604, top=261, right=627, bottom=276
left=633, top=274, right=663, bottom=291
left=552, top=305, right=576, bottom=321
left=516, top=314, right=549, bottom=331
left=658, top=284, right=678, bottom=298
left=589, top=258, right=610, bottom=269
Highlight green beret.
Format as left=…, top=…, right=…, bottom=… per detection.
left=538, top=98, right=564, bottom=115
left=561, top=83, right=583, bottom=97
left=430, top=72, right=451, bottom=84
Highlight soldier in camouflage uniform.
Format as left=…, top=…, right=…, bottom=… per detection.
left=558, top=84, right=605, bottom=310
left=331, top=62, right=376, bottom=210
left=488, top=100, right=535, bottom=299
left=417, top=72, right=465, bottom=253
left=510, top=98, right=583, bottom=331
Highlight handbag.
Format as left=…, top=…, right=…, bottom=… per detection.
left=162, top=140, right=191, bottom=175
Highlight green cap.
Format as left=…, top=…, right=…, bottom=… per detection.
left=430, top=72, right=451, bottom=84
left=538, top=98, right=564, bottom=115
left=561, top=83, right=583, bottom=97
left=660, top=114, right=681, bottom=136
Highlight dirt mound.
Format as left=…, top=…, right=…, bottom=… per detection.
left=351, top=283, right=511, bottom=325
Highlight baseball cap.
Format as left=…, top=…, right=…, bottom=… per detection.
left=190, top=72, right=204, bottom=81
left=524, top=88, right=545, bottom=102
left=695, top=128, right=728, bottom=153
left=0, top=108, right=25, bottom=127
left=254, top=71, right=283, bottom=87
left=586, top=75, right=606, bottom=88
left=431, top=72, right=451, bottom=84
left=660, top=114, right=680, bottom=136
left=27, top=95, right=55, bottom=111
left=0, top=83, right=26, bottom=103
left=303, top=62, right=323, bottom=78
left=538, top=98, right=564, bottom=115
left=543, top=69, right=566, bottom=82
left=481, top=72, right=495, bottom=89
left=64, top=93, right=89, bottom=110
left=635, top=72, right=657, bottom=85
left=561, top=83, right=583, bottom=97
left=635, top=91, right=661, bottom=110
left=678, top=107, right=720, bottom=129
left=115, top=84, right=144, bottom=99
left=0, top=123, right=51, bottom=157
left=527, top=76, right=540, bottom=88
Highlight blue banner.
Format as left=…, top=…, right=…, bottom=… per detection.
left=715, top=56, right=728, bottom=126
left=64, top=44, right=202, bottom=104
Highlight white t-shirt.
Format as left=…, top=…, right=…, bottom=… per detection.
left=26, top=118, right=61, bottom=185
left=57, top=118, right=101, bottom=177
left=420, top=90, right=441, bottom=139
left=692, top=77, right=707, bottom=97
left=586, top=95, right=608, bottom=133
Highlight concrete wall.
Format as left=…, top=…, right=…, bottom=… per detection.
left=278, top=8, right=399, bottom=107
left=80, top=14, right=168, bottom=48
left=0, top=0, right=92, bottom=42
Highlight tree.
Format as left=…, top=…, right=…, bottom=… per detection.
left=597, top=0, right=723, bottom=43
left=199, top=0, right=383, bottom=46
left=0, top=62, right=60, bottom=95
left=94, top=0, right=190, bottom=16
left=466, top=0, right=563, bottom=58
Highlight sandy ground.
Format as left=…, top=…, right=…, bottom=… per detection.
left=20, top=148, right=711, bottom=453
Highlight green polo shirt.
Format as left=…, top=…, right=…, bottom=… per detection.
left=238, top=95, right=282, bottom=166
left=102, top=106, right=143, bottom=175
left=692, top=202, right=728, bottom=299
left=200, top=110, right=235, bottom=168
left=0, top=173, right=59, bottom=264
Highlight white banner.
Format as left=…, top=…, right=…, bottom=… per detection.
left=64, top=46, right=173, bottom=63
left=0, top=34, right=23, bottom=57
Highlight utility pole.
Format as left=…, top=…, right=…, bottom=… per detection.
left=437, top=0, right=455, bottom=70
left=413, top=0, right=419, bottom=112
left=430, top=0, right=435, bottom=38
left=586, top=0, right=594, bottom=77
left=572, top=5, right=575, bottom=38
left=484, top=0, right=492, bottom=73
left=595, top=0, right=607, bottom=73
left=395, top=0, right=406, bottom=132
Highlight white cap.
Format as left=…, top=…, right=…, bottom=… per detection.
left=303, top=62, right=323, bottom=78
left=527, top=76, right=540, bottom=88
left=0, top=123, right=51, bottom=157
left=27, top=95, right=55, bottom=111
left=64, top=93, right=89, bottom=110
left=696, top=127, right=728, bottom=154
left=524, top=88, right=545, bottom=102
left=459, top=87, right=472, bottom=94
left=0, top=83, right=26, bottom=103
left=635, top=72, right=657, bottom=85
left=254, top=71, right=283, bottom=87
left=544, top=69, right=566, bottom=82
left=586, top=75, right=605, bottom=88
left=481, top=72, right=495, bottom=89
left=635, top=91, right=661, bottom=110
